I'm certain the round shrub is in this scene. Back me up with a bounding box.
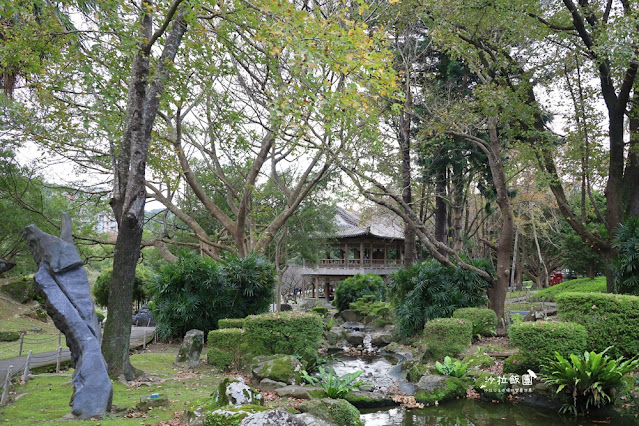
[312,306,329,317]
[556,292,639,358]
[508,321,587,370]
[389,259,491,337]
[92,267,151,308]
[333,273,385,312]
[452,307,497,337]
[150,254,274,340]
[422,318,472,361]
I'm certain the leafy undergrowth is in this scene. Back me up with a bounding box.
[530,277,607,302]
[0,346,223,424]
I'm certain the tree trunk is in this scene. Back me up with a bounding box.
[400,107,415,267]
[102,2,187,379]
[434,169,447,254]
[485,123,513,324]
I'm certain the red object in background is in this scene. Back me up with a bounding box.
[550,270,563,286]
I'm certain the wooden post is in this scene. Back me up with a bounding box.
[56,346,62,373]
[18,332,25,357]
[58,331,62,348]
[143,329,147,350]
[1,365,13,405]
[22,351,32,382]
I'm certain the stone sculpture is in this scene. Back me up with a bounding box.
[175,329,204,368]
[22,213,113,419]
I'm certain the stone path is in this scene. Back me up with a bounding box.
[0,327,155,388]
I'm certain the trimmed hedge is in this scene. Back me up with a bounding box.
[530,277,606,302]
[312,306,329,317]
[207,328,244,350]
[508,321,587,370]
[243,311,324,356]
[452,308,497,337]
[422,318,472,361]
[556,292,639,358]
[218,318,245,329]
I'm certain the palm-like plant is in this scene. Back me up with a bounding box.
[435,356,468,378]
[542,348,639,415]
[613,216,639,295]
[301,366,370,399]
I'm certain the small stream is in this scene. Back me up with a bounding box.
[330,355,636,426]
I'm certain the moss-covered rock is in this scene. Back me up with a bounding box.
[413,375,466,404]
[252,355,303,385]
[205,404,269,426]
[502,353,535,375]
[405,363,428,383]
[473,372,508,401]
[0,331,20,342]
[344,391,395,408]
[462,352,494,369]
[299,398,363,426]
[213,377,263,406]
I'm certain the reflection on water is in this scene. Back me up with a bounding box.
[360,399,635,426]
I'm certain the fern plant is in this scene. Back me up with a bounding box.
[541,348,639,415]
[301,366,369,398]
[435,356,468,378]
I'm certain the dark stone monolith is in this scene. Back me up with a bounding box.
[175,329,204,368]
[21,213,113,419]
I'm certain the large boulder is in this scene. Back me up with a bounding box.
[340,309,364,323]
[346,331,365,346]
[214,377,263,406]
[413,374,466,404]
[344,391,396,408]
[189,404,268,426]
[370,331,393,346]
[253,355,303,385]
[275,385,313,400]
[241,409,333,426]
[175,329,205,368]
[299,398,364,426]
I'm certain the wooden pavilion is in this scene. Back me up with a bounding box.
[299,207,405,302]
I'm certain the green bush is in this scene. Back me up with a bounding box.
[150,254,274,340]
[207,328,248,371]
[206,348,234,370]
[0,275,35,303]
[613,216,639,295]
[556,292,639,358]
[333,273,385,312]
[530,276,607,302]
[92,267,151,308]
[509,321,587,370]
[452,307,497,337]
[422,318,472,361]
[243,311,323,357]
[312,306,329,317]
[95,309,105,324]
[349,295,392,319]
[542,349,639,415]
[389,259,491,337]
[218,318,245,329]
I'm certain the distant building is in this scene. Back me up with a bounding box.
[95,213,117,239]
[299,206,405,301]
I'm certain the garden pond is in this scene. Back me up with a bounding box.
[331,354,637,426]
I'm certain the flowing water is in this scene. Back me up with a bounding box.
[331,355,637,426]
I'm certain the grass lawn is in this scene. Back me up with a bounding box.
[529,276,607,302]
[0,297,67,359]
[0,345,223,425]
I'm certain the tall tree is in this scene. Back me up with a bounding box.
[103,0,189,380]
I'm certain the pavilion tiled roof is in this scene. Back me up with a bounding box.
[334,206,404,240]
